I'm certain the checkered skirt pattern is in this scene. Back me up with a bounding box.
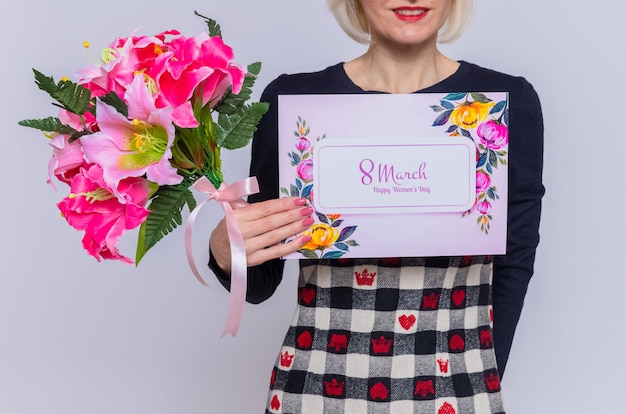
[265,257,505,414]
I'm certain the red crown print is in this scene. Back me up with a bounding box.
[355,268,376,286]
[324,378,345,396]
[479,329,493,347]
[484,373,501,391]
[371,336,393,354]
[328,333,348,352]
[280,351,294,368]
[414,379,435,398]
[422,292,441,309]
[437,358,450,374]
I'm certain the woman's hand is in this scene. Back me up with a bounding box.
[209,197,313,273]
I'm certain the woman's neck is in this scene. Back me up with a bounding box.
[344,41,459,94]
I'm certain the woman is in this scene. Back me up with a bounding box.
[209,0,544,412]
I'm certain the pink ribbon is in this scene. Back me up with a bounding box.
[185,176,259,337]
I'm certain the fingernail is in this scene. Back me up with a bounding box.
[301,235,312,243]
[300,207,314,216]
[302,217,315,227]
[293,198,307,206]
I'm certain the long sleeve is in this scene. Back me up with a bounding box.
[491,80,545,375]
[209,79,286,304]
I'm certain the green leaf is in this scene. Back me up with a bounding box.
[290,183,299,197]
[214,102,269,150]
[298,249,320,259]
[32,69,91,115]
[470,93,492,104]
[336,226,357,242]
[18,117,80,135]
[443,92,467,101]
[99,91,128,117]
[135,183,196,265]
[214,62,263,115]
[194,11,221,37]
[322,250,346,259]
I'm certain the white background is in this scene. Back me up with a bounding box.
[2,1,624,413]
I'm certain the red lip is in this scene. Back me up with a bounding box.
[393,6,429,22]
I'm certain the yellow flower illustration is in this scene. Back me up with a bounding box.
[450,101,495,128]
[302,223,340,250]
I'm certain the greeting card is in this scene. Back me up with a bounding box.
[278,93,509,259]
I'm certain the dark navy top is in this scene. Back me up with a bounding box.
[210,61,545,376]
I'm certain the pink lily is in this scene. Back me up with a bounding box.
[58,164,154,264]
[151,33,246,127]
[80,74,181,197]
[47,134,86,190]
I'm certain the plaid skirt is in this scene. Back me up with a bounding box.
[265,256,505,414]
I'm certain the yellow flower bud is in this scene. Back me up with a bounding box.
[302,223,340,250]
[450,101,495,129]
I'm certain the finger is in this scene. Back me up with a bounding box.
[245,216,314,253]
[247,234,312,267]
[235,197,308,222]
[239,205,314,240]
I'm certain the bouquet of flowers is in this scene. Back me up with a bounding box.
[19,12,267,335]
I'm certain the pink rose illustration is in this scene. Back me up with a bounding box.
[297,159,313,181]
[477,120,508,150]
[476,171,491,193]
[295,136,310,151]
[477,201,492,214]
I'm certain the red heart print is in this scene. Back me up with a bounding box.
[399,314,416,330]
[452,289,465,307]
[299,287,315,304]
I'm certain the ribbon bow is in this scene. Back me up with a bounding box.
[184,176,259,337]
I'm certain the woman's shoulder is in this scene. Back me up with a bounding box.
[453,61,537,94]
[262,63,353,97]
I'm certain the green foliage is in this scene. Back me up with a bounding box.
[214,102,269,150]
[470,93,492,104]
[298,249,320,260]
[21,12,271,266]
[194,10,221,37]
[214,62,263,115]
[98,91,129,118]
[32,69,91,115]
[135,183,197,265]
[18,117,80,135]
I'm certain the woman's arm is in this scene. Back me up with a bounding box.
[492,79,545,376]
[208,77,310,304]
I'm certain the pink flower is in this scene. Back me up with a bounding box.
[58,107,97,132]
[295,136,310,151]
[477,201,492,214]
[476,171,491,194]
[47,134,86,189]
[296,159,313,181]
[477,120,508,150]
[75,30,176,99]
[75,30,246,128]
[152,33,245,127]
[80,74,181,197]
[58,164,154,264]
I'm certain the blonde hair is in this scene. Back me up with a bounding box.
[327,0,474,44]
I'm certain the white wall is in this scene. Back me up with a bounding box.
[1,1,624,413]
